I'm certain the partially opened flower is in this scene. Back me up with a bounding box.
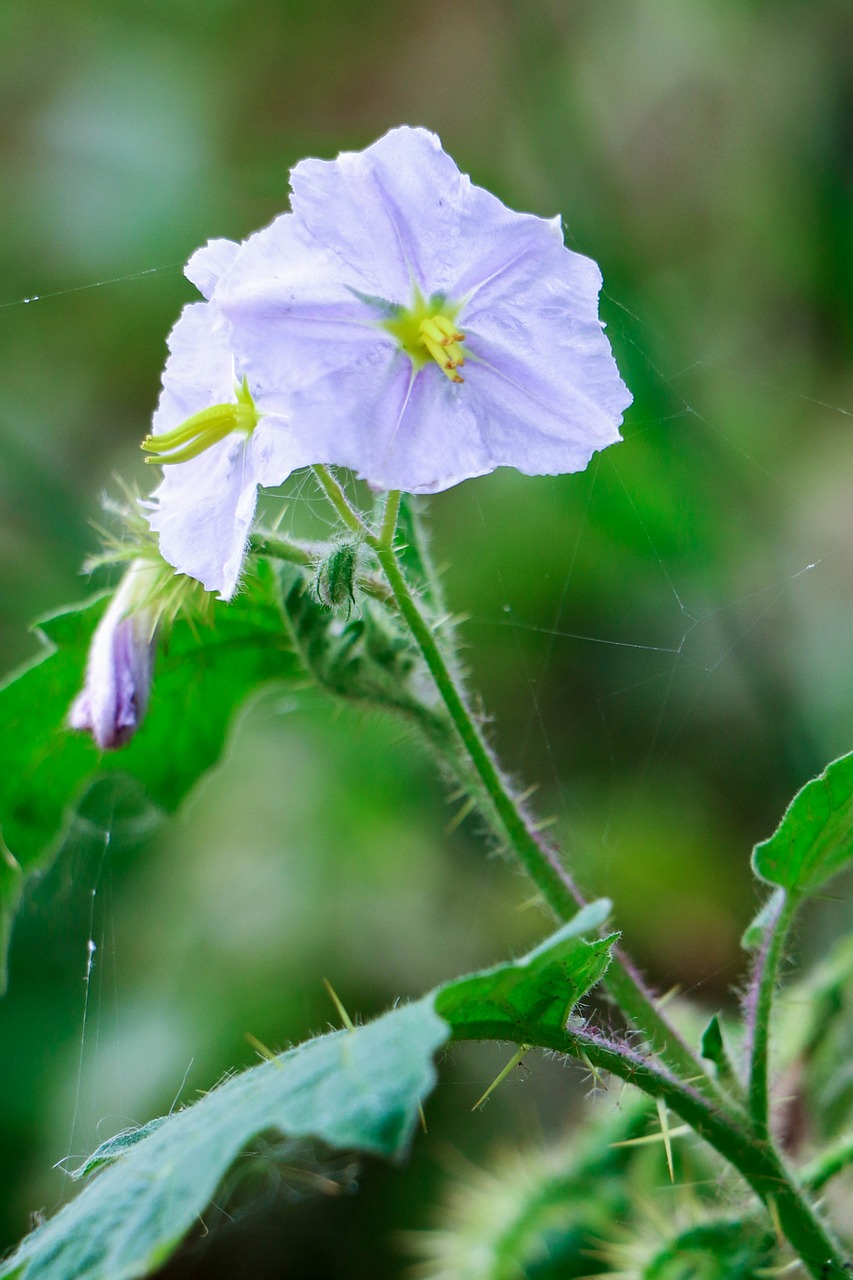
[68,558,160,750]
[212,125,631,494]
[143,239,309,600]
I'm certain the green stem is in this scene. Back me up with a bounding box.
[361,502,717,1099]
[747,889,797,1139]
[802,1134,853,1194]
[450,1018,845,1277]
[378,490,402,549]
[450,1013,845,1274]
[250,531,315,567]
[308,466,845,1273]
[310,465,717,1096]
[311,465,365,537]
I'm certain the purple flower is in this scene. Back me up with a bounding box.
[143,239,309,600]
[213,125,631,494]
[68,560,159,750]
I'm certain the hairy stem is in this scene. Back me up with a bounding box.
[802,1134,853,1194]
[746,889,798,1140]
[301,462,720,1100]
[451,1019,847,1277]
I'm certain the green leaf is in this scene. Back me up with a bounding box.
[0,1002,447,1280]
[435,901,616,1043]
[700,1013,726,1066]
[0,565,300,986]
[2,918,615,1280]
[70,1120,167,1181]
[644,1220,776,1279]
[752,752,853,896]
[741,887,786,950]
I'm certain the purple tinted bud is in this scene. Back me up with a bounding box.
[68,560,158,750]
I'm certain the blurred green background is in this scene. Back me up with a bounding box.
[1,0,852,1274]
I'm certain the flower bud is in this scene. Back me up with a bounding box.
[312,540,359,615]
[68,559,159,750]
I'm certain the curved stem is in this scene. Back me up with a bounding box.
[311,465,365,537]
[310,465,718,1096]
[746,889,798,1139]
[308,466,845,1274]
[450,1019,846,1278]
[359,495,717,1099]
[802,1134,853,1194]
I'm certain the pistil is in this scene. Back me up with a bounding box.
[142,377,259,465]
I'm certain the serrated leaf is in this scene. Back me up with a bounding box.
[0,1002,448,1280]
[435,901,616,1043]
[0,565,300,987]
[752,752,853,897]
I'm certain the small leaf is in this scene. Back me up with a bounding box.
[699,1013,742,1096]
[741,887,786,950]
[70,1120,167,1181]
[700,1014,726,1067]
[0,564,300,987]
[0,1002,448,1280]
[752,752,853,897]
[435,902,616,1044]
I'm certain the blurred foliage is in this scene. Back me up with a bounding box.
[1,0,852,1275]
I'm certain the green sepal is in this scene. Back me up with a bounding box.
[280,564,454,754]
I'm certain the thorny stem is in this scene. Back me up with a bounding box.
[309,467,717,1098]
[309,466,846,1273]
[746,889,798,1140]
[450,1018,847,1278]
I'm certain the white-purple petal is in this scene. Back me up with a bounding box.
[68,561,157,750]
[145,301,304,599]
[213,125,631,494]
[185,238,241,301]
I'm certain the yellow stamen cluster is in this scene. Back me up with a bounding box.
[142,377,259,466]
[381,290,467,383]
[418,314,466,383]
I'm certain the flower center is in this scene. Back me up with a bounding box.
[141,376,259,465]
[382,290,466,383]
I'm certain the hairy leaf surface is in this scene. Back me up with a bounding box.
[1,914,614,1279]
[752,752,853,896]
[435,901,616,1042]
